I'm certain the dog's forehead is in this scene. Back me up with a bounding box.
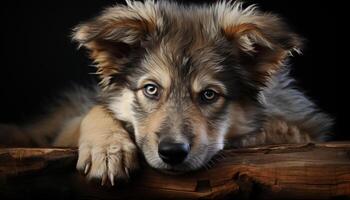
[131,3,240,91]
[137,40,229,92]
[145,25,226,73]
[156,2,219,38]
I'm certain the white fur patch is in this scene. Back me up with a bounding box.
[108,88,135,123]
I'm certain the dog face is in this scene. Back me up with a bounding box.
[73,0,301,172]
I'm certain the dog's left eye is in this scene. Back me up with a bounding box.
[143,84,160,99]
[200,89,218,103]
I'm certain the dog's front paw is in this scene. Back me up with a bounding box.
[76,105,139,186]
[76,133,138,186]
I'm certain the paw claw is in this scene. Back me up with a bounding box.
[84,163,91,175]
[109,173,115,186]
[101,173,107,186]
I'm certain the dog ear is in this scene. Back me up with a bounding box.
[72,1,158,88]
[222,11,302,83]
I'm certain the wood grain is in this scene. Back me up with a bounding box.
[1,143,350,199]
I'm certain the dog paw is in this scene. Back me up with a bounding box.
[76,105,138,186]
[76,133,138,186]
[231,131,267,148]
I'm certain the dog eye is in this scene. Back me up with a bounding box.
[143,84,160,99]
[200,89,218,103]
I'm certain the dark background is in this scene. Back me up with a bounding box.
[0,1,344,139]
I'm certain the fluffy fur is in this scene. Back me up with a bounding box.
[0,0,333,186]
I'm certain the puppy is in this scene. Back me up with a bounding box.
[0,0,333,186]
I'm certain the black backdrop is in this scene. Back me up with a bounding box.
[0,1,343,139]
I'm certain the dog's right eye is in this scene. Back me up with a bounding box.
[143,84,160,99]
[199,89,219,104]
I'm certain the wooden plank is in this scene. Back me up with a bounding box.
[0,142,349,199]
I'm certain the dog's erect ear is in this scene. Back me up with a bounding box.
[72,1,158,88]
[220,4,302,82]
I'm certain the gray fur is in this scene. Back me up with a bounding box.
[260,67,333,140]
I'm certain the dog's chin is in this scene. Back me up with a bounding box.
[142,149,212,174]
[148,159,206,175]
[148,162,194,174]
[159,168,187,175]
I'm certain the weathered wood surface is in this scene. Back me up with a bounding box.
[1,143,350,199]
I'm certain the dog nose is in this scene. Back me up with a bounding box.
[158,141,190,165]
